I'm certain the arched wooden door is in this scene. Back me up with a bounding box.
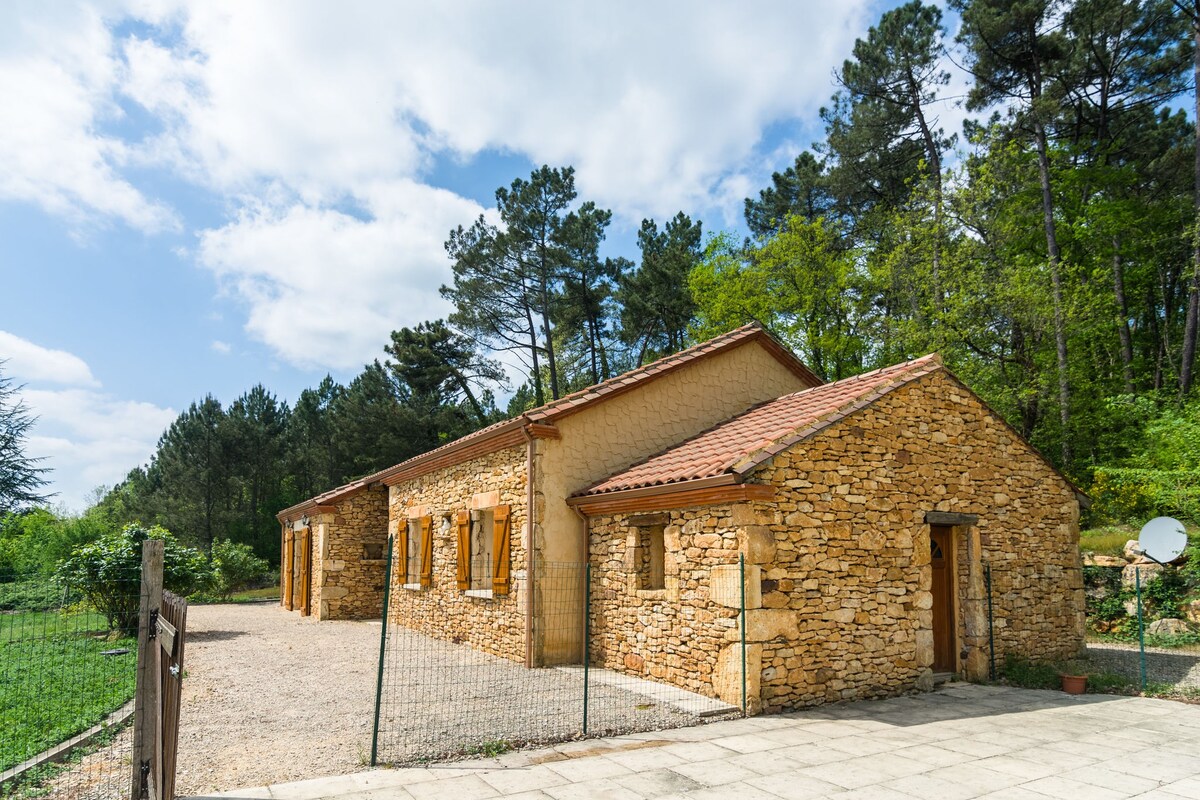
[930,525,956,672]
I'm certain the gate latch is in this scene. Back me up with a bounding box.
[147,609,159,639]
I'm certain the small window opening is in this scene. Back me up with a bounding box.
[637,524,665,590]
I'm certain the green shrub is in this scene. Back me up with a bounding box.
[55,524,207,633]
[209,540,270,600]
[0,578,72,611]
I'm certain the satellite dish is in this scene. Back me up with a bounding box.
[1138,516,1188,564]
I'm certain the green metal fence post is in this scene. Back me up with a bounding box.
[370,534,395,766]
[984,563,995,681]
[1136,565,1147,692]
[583,562,591,735]
[740,554,747,716]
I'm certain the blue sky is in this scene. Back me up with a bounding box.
[0,0,964,510]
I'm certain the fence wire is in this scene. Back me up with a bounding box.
[371,555,745,766]
[1,568,141,800]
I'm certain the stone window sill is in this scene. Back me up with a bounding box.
[464,589,494,600]
[402,583,422,591]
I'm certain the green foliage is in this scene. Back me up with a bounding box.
[209,539,270,600]
[55,524,206,633]
[1001,654,1062,689]
[0,578,71,612]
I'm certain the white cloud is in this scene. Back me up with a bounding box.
[0,330,99,386]
[0,2,179,232]
[210,340,231,355]
[197,180,482,370]
[4,1,878,370]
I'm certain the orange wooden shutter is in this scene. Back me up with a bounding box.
[419,515,433,588]
[455,511,471,590]
[492,504,511,594]
[395,523,408,584]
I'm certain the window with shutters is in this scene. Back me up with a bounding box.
[456,504,512,598]
[397,515,433,591]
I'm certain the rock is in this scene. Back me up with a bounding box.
[1124,539,1144,560]
[1083,554,1126,568]
[1147,618,1191,636]
[1186,600,1200,625]
[1121,562,1164,591]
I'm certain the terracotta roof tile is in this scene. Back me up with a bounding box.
[579,354,944,497]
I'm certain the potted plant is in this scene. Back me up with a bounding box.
[1058,660,1089,694]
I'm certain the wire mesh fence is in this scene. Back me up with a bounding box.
[371,553,746,766]
[1,568,141,800]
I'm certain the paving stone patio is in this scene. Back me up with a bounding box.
[189,683,1200,800]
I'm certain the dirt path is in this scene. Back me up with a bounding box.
[1086,641,1200,691]
[175,604,380,796]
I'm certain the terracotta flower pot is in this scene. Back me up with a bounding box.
[1060,673,1087,694]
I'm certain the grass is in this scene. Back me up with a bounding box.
[0,608,136,773]
[189,585,280,605]
[1079,524,1137,556]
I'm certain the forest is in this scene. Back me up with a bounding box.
[5,0,1200,564]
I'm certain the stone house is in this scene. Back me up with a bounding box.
[277,324,1086,710]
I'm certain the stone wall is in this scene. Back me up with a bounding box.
[386,444,529,663]
[747,369,1084,712]
[586,369,1085,715]
[317,486,390,620]
[588,508,745,706]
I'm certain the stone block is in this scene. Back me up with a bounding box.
[726,608,799,642]
[739,525,776,564]
[710,564,761,609]
[713,642,762,712]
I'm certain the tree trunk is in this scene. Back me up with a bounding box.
[1181,21,1200,397]
[1111,237,1136,393]
[909,77,943,313]
[1033,121,1072,467]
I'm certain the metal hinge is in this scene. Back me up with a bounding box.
[147,609,159,639]
[139,759,151,798]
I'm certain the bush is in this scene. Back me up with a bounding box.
[209,540,270,600]
[0,578,72,611]
[55,524,207,633]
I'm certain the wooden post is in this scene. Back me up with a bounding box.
[130,539,163,800]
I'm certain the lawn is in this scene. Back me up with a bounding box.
[0,609,136,774]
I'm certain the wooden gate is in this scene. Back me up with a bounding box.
[131,541,189,800]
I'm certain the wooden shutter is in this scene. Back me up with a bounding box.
[395,523,408,585]
[492,504,511,594]
[419,515,433,588]
[455,511,471,590]
[299,530,312,616]
[282,530,294,610]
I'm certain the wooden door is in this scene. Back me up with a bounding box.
[930,525,956,672]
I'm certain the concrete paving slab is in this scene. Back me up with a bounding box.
[185,685,1200,800]
[553,666,737,718]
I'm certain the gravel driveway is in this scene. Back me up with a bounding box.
[175,604,381,795]
[1086,641,1200,690]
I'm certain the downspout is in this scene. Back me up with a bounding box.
[521,423,536,669]
[570,504,591,666]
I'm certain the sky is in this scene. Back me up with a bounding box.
[0,0,968,512]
